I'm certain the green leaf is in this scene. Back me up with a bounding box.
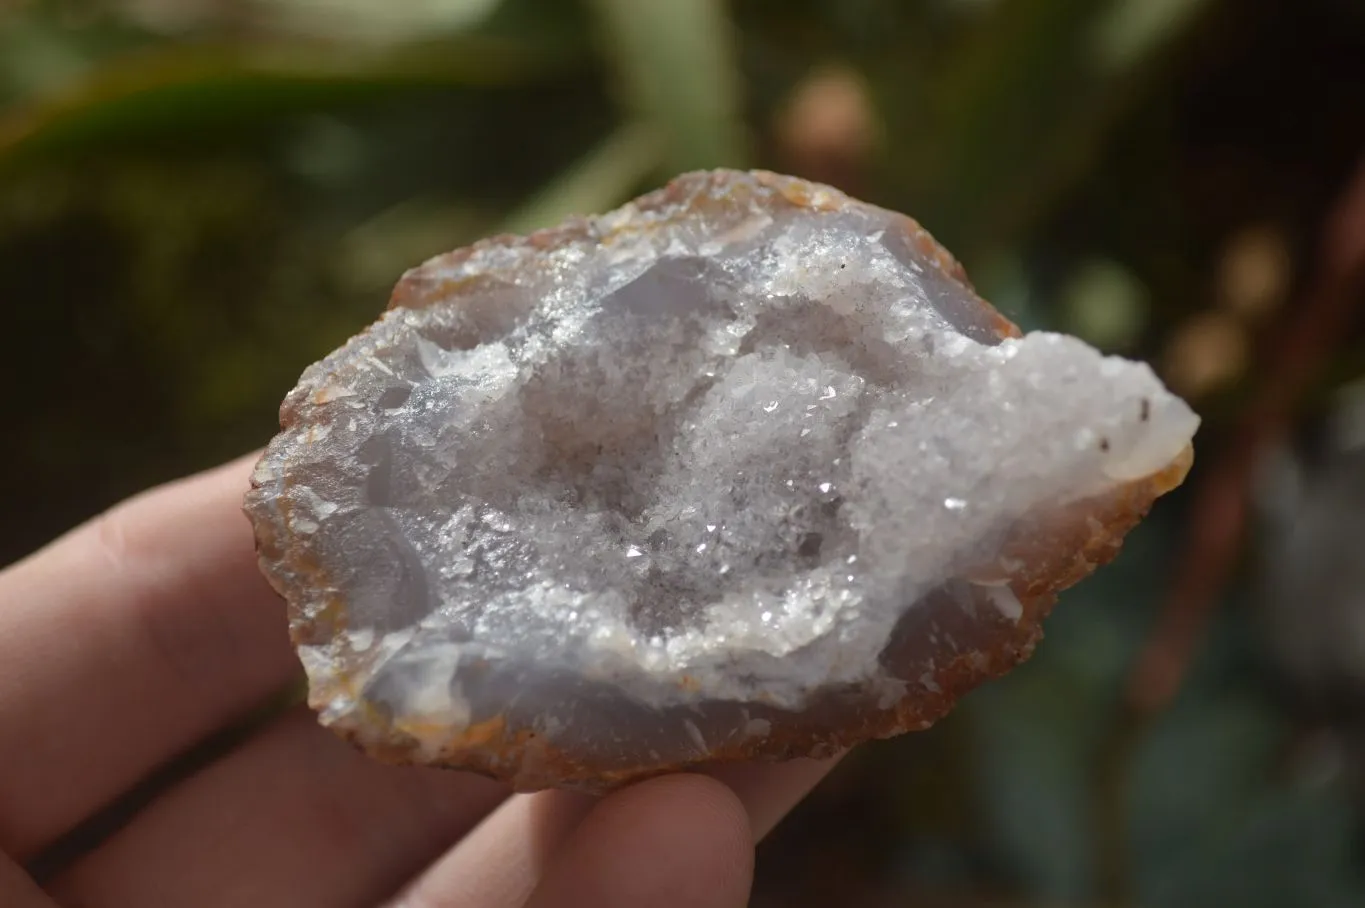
[0,37,582,168]
[1090,0,1209,72]
[256,0,507,44]
[586,0,747,173]
[881,0,1215,257]
[499,121,663,234]
[0,15,98,103]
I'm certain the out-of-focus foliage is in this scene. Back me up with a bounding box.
[3,0,1364,905]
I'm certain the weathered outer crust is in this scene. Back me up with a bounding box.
[248,169,1193,792]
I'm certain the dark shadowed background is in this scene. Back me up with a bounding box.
[3,0,1365,905]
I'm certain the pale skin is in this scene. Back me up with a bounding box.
[0,455,840,907]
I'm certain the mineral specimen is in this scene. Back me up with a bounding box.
[245,169,1198,791]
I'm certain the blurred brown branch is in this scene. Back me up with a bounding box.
[1093,152,1365,908]
[1126,151,1365,718]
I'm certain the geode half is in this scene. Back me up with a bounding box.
[245,170,1198,791]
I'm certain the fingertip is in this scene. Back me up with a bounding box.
[527,774,753,908]
[709,751,845,841]
[634,774,754,887]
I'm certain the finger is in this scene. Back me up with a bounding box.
[387,790,596,908]
[48,708,508,908]
[0,454,299,859]
[526,774,752,908]
[394,752,845,907]
[708,753,845,840]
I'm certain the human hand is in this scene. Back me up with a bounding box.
[0,455,839,907]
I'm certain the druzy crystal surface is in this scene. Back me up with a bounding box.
[245,170,1198,790]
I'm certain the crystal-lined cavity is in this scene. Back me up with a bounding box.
[245,170,1197,790]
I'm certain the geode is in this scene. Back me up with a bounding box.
[245,169,1198,791]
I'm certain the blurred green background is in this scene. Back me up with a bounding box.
[4,0,1365,904]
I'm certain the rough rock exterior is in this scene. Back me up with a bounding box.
[245,170,1198,791]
